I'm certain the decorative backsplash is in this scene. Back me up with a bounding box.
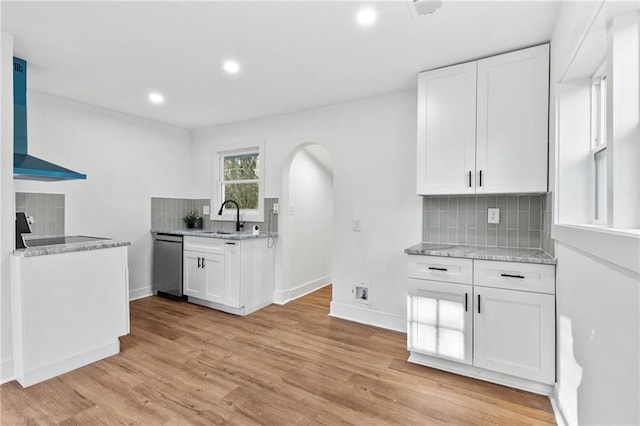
[151,197,278,233]
[15,192,65,237]
[422,193,553,254]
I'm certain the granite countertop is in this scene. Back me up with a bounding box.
[152,229,276,240]
[405,242,556,265]
[13,237,131,258]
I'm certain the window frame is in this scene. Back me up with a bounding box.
[590,67,607,225]
[212,139,265,223]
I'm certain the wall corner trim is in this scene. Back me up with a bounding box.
[129,286,154,301]
[549,383,569,426]
[273,276,331,305]
[0,359,15,385]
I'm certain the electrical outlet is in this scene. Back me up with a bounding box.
[488,208,500,224]
[272,203,279,214]
[354,282,369,304]
[353,219,361,231]
[289,206,295,216]
[203,205,210,215]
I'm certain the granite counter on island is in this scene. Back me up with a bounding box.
[404,242,556,265]
[14,235,130,257]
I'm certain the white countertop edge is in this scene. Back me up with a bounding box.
[552,224,639,274]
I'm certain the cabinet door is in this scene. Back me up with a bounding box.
[202,253,225,304]
[417,62,477,195]
[183,251,203,298]
[476,44,549,194]
[473,286,555,384]
[407,279,473,364]
[224,242,242,308]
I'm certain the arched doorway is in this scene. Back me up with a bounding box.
[276,143,334,304]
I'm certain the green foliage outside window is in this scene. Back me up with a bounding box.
[223,153,259,210]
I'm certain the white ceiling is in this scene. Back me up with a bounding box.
[1,1,561,130]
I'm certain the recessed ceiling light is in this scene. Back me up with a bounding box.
[224,60,240,74]
[356,8,377,26]
[148,92,164,104]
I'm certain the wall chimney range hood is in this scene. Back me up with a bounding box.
[13,57,86,181]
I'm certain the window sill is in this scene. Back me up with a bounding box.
[552,224,639,273]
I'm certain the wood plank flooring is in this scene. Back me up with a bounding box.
[1,285,556,425]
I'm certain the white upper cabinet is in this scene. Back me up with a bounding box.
[476,45,549,194]
[417,44,549,195]
[417,62,477,195]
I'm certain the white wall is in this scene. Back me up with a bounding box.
[555,243,639,425]
[1,89,192,381]
[282,145,333,302]
[13,92,193,299]
[192,90,422,331]
[551,2,640,424]
[1,33,16,383]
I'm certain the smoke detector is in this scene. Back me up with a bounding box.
[407,0,443,17]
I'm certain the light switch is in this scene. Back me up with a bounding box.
[353,219,362,231]
[203,206,210,215]
[488,208,500,224]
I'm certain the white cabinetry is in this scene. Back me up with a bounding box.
[417,44,549,195]
[183,236,274,315]
[473,286,555,384]
[407,255,556,394]
[417,62,477,195]
[11,246,129,387]
[183,238,237,307]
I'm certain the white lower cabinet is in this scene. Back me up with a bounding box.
[473,286,555,384]
[407,256,556,394]
[408,280,473,365]
[183,247,231,305]
[183,236,274,315]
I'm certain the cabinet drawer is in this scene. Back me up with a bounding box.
[473,260,555,294]
[183,236,225,255]
[408,255,473,285]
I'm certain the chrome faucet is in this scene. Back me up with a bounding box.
[217,200,243,231]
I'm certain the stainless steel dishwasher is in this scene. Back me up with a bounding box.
[152,233,185,300]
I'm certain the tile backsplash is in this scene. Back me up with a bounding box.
[15,192,65,237]
[422,193,553,253]
[151,197,278,233]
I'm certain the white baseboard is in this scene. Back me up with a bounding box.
[550,383,568,426]
[408,352,553,396]
[15,341,120,388]
[329,301,406,333]
[0,358,15,385]
[129,286,153,301]
[273,275,331,305]
[187,297,271,316]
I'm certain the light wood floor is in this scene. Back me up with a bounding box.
[1,285,555,425]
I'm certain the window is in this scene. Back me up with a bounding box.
[221,150,260,210]
[591,71,607,224]
[213,140,265,223]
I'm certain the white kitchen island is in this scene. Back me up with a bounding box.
[11,237,130,387]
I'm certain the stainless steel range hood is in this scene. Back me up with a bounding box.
[13,57,86,181]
